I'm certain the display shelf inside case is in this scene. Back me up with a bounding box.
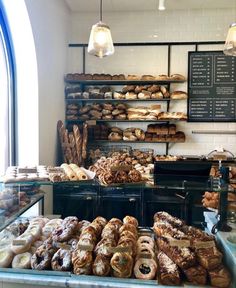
[0,192,44,232]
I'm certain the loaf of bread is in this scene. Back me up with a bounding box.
[170,91,188,100]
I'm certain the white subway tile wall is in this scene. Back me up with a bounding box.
[67,8,236,156]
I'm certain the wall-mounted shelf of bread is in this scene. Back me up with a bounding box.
[66,119,188,124]
[64,73,186,85]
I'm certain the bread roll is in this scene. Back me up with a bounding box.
[61,163,77,181]
[69,163,88,180]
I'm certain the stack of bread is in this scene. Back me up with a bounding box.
[127,105,161,120]
[153,211,231,287]
[145,124,185,142]
[114,85,170,100]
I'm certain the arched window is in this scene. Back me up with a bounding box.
[0,5,15,175]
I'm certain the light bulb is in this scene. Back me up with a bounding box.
[88,22,114,58]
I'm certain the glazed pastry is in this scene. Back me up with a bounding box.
[157,237,196,270]
[153,211,184,228]
[134,258,157,280]
[183,265,207,285]
[110,252,133,278]
[11,234,34,254]
[208,265,231,288]
[94,238,116,258]
[92,254,111,276]
[196,246,222,270]
[157,251,181,285]
[123,216,139,227]
[72,250,93,275]
[12,252,32,269]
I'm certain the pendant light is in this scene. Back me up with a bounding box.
[88,0,114,58]
[223,23,236,56]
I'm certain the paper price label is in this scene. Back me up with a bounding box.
[77,244,93,251]
[194,241,215,249]
[12,239,27,246]
[169,239,190,248]
[18,168,37,173]
[138,253,153,259]
[107,246,132,253]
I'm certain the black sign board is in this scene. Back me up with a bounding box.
[188,51,236,122]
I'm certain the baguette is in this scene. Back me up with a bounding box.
[73,125,82,165]
[82,123,88,160]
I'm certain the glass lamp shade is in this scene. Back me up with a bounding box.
[88,21,114,58]
[223,23,236,56]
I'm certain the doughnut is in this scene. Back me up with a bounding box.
[123,216,139,227]
[134,258,157,280]
[52,227,74,242]
[92,254,111,276]
[32,240,44,249]
[51,248,72,271]
[11,234,33,254]
[110,252,133,278]
[12,252,32,269]
[136,244,155,260]
[25,224,42,241]
[137,236,155,250]
[31,245,55,270]
[0,248,14,268]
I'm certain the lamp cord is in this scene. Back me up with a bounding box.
[100,0,103,22]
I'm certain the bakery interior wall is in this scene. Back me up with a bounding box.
[24,0,70,166]
[68,3,236,156]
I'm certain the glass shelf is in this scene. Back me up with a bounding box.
[0,192,44,232]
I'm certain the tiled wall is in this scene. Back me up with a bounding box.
[67,8,236,156]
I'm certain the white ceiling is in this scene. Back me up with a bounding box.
[65,0,236,12]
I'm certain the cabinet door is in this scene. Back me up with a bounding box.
[53,194,97,221]
[98,196,141,223]
[144,201,183,227]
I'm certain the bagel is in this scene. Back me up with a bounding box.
[12,252,32,269]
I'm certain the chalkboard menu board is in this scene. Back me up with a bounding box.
[188,51,236,122]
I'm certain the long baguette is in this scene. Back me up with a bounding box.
[82,123,88,160]
[73,125,82,165]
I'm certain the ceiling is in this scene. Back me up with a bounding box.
[65,0,236,12]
